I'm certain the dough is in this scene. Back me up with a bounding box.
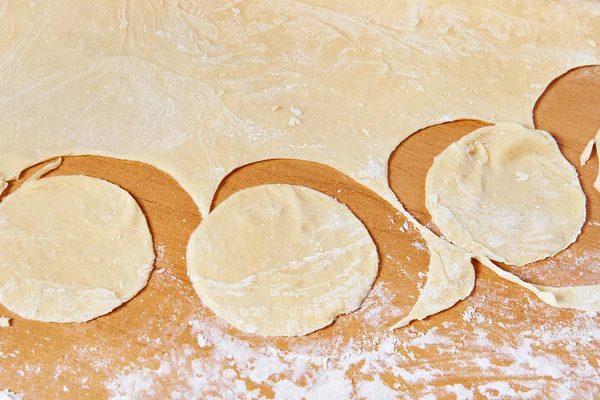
[477,255,600,314]
[394,123,600,329]
[0,1,598,217]
[391,228,474,329]
[425,123,586,266]
[580,139,595,167]
[0,0,599,328]
[0,176,154,322]
[187,184,378,336]
[581,129,600,192]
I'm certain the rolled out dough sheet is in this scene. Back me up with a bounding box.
[0,0,599,328]
[0,175,155,322]
[1,1,598,216]
[187,184,378,336]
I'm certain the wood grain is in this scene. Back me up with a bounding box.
[0,65,599,398]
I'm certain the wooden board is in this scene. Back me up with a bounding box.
[0,65,599,399]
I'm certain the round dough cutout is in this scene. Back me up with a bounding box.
[0,175,155,322]
[187,184,378,336]
[426,122,585,266]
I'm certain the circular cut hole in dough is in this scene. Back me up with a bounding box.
[425,122,586,266]
[0,175,155,322]
[187,184,379,336]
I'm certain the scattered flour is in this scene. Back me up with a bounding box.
[156,244,167,263]
[102,275,600,399]
[4,233,600,399]
[412,240,427,252]
[0,390,22,400]
[445,384,474,400]
[513,248,600,287]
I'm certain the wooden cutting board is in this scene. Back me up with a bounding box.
[1,65,599,399]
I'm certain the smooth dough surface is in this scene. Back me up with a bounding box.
[0,176,154,322]
[426,123,586,266]
[0,1,598,217]
[187,184,378,336]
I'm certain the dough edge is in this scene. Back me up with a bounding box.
[187,184,379,336]
[0,174,155,323]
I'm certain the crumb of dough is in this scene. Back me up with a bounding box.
[290,105,303,115]
[0,317,11,327]
[580,139,595,166]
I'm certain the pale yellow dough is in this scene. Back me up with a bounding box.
[0,176,154,322]
[426,123,586,266]
[187,185,378,336]
[580,130,600,192]
[395,124,600,329]
[1,0,600,329]
[391,228,475,329]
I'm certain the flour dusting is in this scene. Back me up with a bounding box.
[102,276,600,399]
[0,390,22,400]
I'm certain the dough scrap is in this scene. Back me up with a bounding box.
[580,129,600,192]
[580,139,595,167]
[187,184,378,336]
[426,123,586,266]
[391,228,474,329]
[394,200,600,329]
[477,256,600,314]
[0,176,154,322]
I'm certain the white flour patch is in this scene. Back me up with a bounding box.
[478,381,518,398]
[155,244,167,263]
[102,275,600,399]
[353,282,405,328]
[514,248,600,286]
[412,240,427,251]
[0,390,22,400]
[445,384,474,399]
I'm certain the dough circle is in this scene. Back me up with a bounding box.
[0,175,155,322]
[425,123,586,266]
[187,184,378,336]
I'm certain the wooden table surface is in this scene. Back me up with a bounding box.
[0,65,599,399]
